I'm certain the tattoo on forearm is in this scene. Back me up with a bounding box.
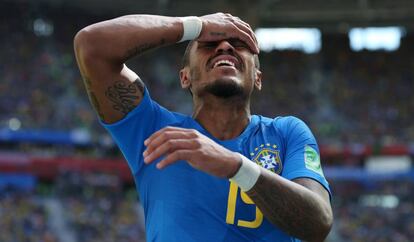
[125,38,166,59]
[105,81,143,114]
[83,76,105,120]
[246,171,329,240]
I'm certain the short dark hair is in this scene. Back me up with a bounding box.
[181,40,260,69]
[181,40,195,68]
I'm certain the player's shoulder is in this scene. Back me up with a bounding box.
[255,115,310,137]
[256,115,306,128]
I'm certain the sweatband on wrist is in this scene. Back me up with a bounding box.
[230,154,261,192]
[179,16,202,42]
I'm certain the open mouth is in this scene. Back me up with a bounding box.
[209,55,242,71]
[213,59,236,68]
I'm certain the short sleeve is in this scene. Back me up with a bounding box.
[277,117,331,196]
[100,87,180,175]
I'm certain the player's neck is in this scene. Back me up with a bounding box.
[192,96,251,140]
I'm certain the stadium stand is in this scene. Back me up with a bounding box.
[1,7,414,148]
[331,179,414,242]
[1,1,414,241]
[0,188,59,242]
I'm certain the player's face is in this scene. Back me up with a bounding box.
[180,39,262,99]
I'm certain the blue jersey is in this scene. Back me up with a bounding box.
[102,88,331,242]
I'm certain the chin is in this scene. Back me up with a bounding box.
[204,78,245,98]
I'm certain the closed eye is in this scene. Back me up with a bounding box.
[229,39,249,49]
[198,41,218,49]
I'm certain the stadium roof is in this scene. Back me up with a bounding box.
[9,0,414,31]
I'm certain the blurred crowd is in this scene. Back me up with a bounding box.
[1,2,414,150]
[0,189,58,242]
[2,172,414,242]
[256,43,414,147]
[56,171,146,242]
[1,2,414,242]
[0,171,146,242]
[0,4,97,133]
[329,179,414,242]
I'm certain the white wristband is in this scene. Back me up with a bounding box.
[230,154,261,192]
[179,16,202,42]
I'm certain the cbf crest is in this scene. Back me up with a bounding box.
[250,144,282,174]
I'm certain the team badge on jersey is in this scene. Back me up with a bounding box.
[250,144,282,174]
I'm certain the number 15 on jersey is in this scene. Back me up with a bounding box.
[226,181,263,228]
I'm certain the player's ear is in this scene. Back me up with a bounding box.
[180,67,191,89]
[254,69,262,91]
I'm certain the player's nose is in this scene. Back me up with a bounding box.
[215,40,235,54]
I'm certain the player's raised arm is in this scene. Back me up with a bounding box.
[73,15,183,123]
[73,13,259,124]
